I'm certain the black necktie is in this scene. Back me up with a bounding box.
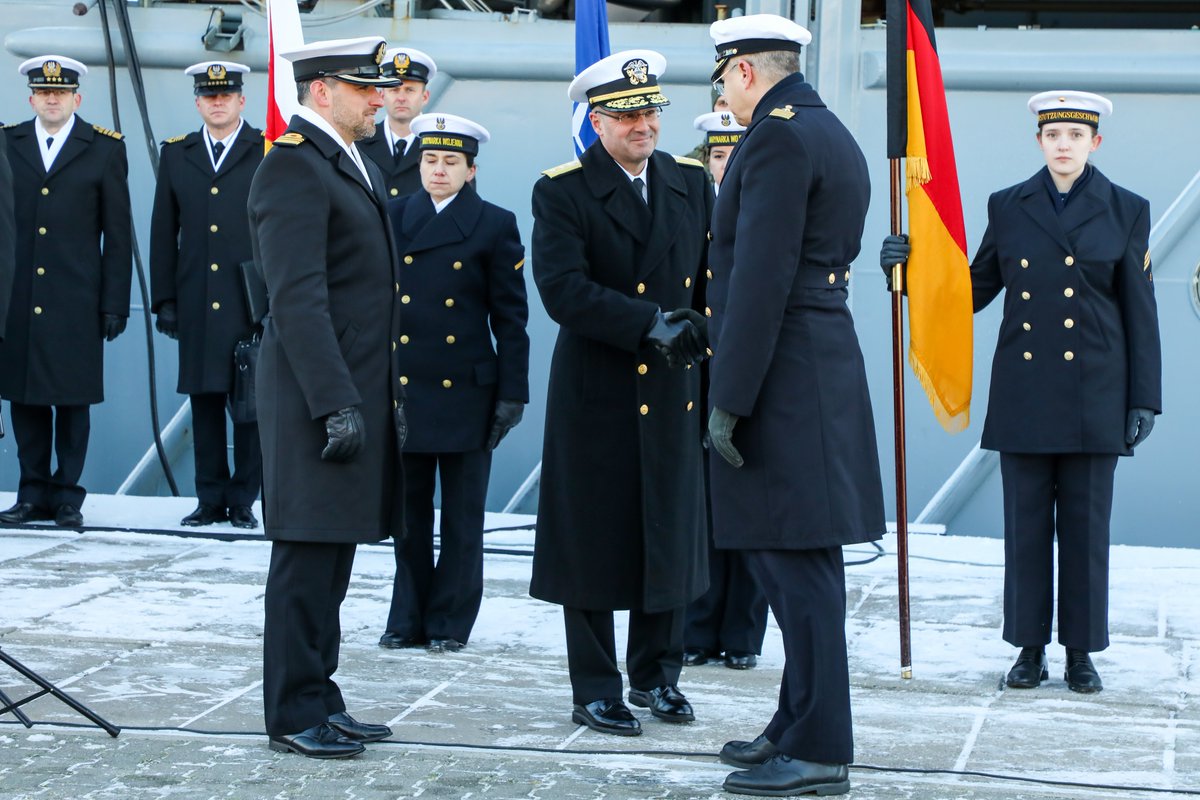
[212,141,225,162]
[45,136,53,150]
[394,139,406,164]
[632,177,647,204]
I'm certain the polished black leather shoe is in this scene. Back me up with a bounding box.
[327,711,392,743]
[683,648,714,667]
[1006,646,1048,689]
[54,504,83,528]
[720,733,779,769]
[427,638,465,653]
[268,722,365,759]
[571,698,642,736]
[379,631,423,649]
[0,502,53,524]
[723,754,850,796]
[628,685,694,723]
[228,505,259,529]
[1065,648,1103,693]
[181,503,228,527]
[725,652,757,670]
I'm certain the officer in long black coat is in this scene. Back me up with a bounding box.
[531,50,712,738]
[150,61,263,529]
[705,16,884,798]
[359,47,436,201]
[247,36,404,760]
[883,91,1161,695]
[380,113,529,653]
[0,128,16,337]
[0,55,132,528]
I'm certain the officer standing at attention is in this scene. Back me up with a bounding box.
[0,55,132,528]
[380,112,529,653]
[150,61,263,529]
[247,36,405,759]
[881,91,1161,694]
[530,50,712,738]
[359,48,436,200]
[0,127,15,338]
[704,15,885,797]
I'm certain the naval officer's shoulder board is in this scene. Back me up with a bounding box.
[161,134,188,145]
[673,155,705,169]
[93,124,124,140]
[541,159,582,179]
[272,132,306,147]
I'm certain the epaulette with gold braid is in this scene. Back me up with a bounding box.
[2,122,16,129]
[93,124,124,140]
[541,159,582,179]
[162,134,187,145]
[768,106,796,120]
[273,132,305,147]
[674,155,705,169]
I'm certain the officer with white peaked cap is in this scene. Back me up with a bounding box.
[360,46,440,199]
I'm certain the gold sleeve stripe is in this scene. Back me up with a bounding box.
[514,258,525,271]
[1143,250,1151,270]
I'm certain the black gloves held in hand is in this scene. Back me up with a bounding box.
[706,406,744,468]
[879,234,910,293]
[486,400,525,451]
[102,313,127,342]
[394,402,408,449]
[643,308,709,368]
[322,406,365,463]
[1125,407,1155,448]
[156,301,179,340]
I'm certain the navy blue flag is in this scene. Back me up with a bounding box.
[572,0,610,156]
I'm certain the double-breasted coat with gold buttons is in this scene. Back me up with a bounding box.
[386,182,529,452]
[529,145,710,614]
[971,166,1161,455]
[150,123,262,394]
[0,116,131,406]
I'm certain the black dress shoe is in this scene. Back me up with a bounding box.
[683,648,714,667]
[571,698,642,736]
[379,631,423,649]
[54,504,83,528]
[723,754,850,797]
[725,652,757,670]
[1006,646,1048,689]
[720,733,779,768]
[268,722,365,759]
[181,503,228,527]
[228,505,259,529]
[427,638,464,653]
[1065,648,1103,693]
[0,502,53,524]
[327,711,392,743]
[628,685,694,723]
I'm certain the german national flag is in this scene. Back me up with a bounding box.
[886,0,973,433]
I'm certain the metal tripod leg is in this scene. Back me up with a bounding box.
[0,646,120,737]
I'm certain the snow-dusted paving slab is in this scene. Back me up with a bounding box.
[2,493,1198,799]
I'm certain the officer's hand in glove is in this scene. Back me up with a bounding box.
[644,311,705,368]
[155,301,179,340]
[394,403,408,449]
[665,308,709,363]
[486,400,525,451]
[879,234,910,292]
[707,407,744,468]
[102,313,128,342]
[1125,407,1155,448]
[322,406,365,463]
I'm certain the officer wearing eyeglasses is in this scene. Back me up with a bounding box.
[530,49,712,738]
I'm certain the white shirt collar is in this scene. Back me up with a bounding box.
[204,118,243,171]
[296,107,373,189]
[35,114,76,171]
[384,123,416,156]
[432,192,459,214]
[617,159,649,202]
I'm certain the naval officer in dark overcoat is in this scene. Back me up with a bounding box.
[0,55,132,528]
[380,112,529,653]
[0,128,15,337]
[247,36,404,760]
[883,90,1161,695]
[150,61,263,529]
[705,15,885,797]
[531,49,712,737]
[359,47,436,201]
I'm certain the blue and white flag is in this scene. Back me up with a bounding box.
[572,0,610,156]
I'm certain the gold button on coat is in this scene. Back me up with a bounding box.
[442,379,453,389]
[706,269,713,280]
[210,263,219,272]
[705,307,712,317]
[394,282,400,293]
[212,302,220,310]
[445,298,455,307]
[391,341,396,351]
[1023,351,1032,360]
[38,227,46,235]
[453,261,463,270]
[1021,291,1030,300]
[209,224,218,232]
[400,335,409,344]
[33,306,42,315]
[390,188,399,196]
[446,335,456,344]
[637,364,648,375]
[400,376,408,385]
[36,267,45,276]
[684,277,692,288]
[1064,319,1075,329]
[210,186,219,195]
[1022,322,1031,331]
[827,272,836,284]
[1064,287,1074,297]
[1064,351,1075,360]
[401,295,411,304]
[706,231,712,241]
[1020,258,1029,268]
[40,187,49,196]
[404,255,414,265]
[687,401,694,411]
[636,283,646,295]
[1065,256,1075,266]
[639,404,649,415]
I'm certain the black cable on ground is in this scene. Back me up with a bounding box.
[3,719,1196,796]
[95,0,178,496]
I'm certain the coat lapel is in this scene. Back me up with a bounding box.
[216,123,261,176]
[1058,167,1108,236]
[1018,170,1071,253]
[582,143,650,244]
[637,152,686,280]
[404,185,480,252]
[45,116,93,179]
[182,130,214,178]
[8,121,45,176]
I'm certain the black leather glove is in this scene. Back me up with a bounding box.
[643,310,707,368]
[1125,407,1155,448]
[666,307,709,360]
[707,406,743,468]
[394,402,408,449]
[486,400,525,451]
[879,234,910,292]
[102,313,127,342]
[155,301,179,340]
[322,406,365,463]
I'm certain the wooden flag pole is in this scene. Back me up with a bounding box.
[889,157,913,680]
